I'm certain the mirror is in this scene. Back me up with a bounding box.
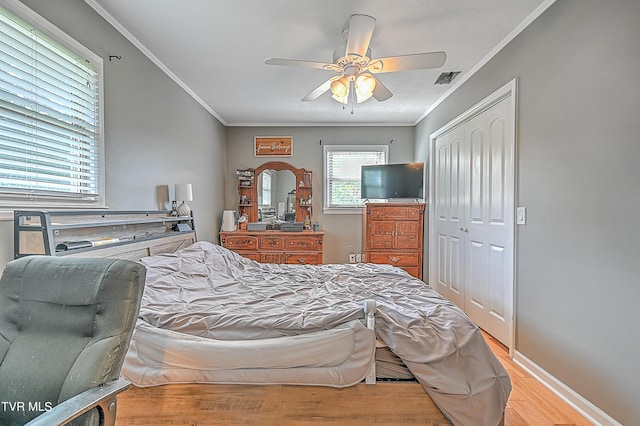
[257,169,296,222]
[243,161,311,225]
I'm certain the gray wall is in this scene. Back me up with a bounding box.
[416,1,640,424]
[0,0,227,266]
[226,126,415,264]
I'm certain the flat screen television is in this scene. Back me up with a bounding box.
[361,162,424,200]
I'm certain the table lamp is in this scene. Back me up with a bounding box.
[174,183,193,217]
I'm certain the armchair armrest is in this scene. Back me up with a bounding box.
[24,378,131,426]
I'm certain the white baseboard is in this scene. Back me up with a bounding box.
[513,351,622,426]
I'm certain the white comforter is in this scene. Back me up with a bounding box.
[135,241,511,426]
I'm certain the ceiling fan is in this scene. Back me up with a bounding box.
[265,14,446,113]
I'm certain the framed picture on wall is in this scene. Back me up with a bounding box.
[254,136,293,157]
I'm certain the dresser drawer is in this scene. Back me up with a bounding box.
[223,235,258,250]
[259,235,285,250]
[283,252,322,265]
[368,252,420,267]
[368,206,422,220]
[260,253,284,263]
[367,252,422,279]
[285,236,321,251]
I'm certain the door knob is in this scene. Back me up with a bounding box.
[459,226,469,232]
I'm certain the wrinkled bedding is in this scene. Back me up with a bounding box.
[124,241,510,426]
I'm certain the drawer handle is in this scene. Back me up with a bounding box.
[296,257,307,263]
[388,256,400,262]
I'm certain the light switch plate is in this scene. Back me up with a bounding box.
[516,207,526,225]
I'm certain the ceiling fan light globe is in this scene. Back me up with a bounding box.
[330,77,349,98]
[355,74,376,97]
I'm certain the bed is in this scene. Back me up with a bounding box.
[122,241,510,426]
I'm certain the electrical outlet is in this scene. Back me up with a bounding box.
[355,253,362,263]
[349,254,356,263]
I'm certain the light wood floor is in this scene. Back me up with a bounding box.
[481,331,592,426]
[116,331,592,425]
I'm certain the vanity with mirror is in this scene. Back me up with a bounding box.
[221,161,323,265]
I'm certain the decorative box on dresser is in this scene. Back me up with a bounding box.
[363,202,426,279]
[220,230,324,265]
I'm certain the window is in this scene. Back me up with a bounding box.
[0,1,104,209]
[323,145,387,212]
[260,170,271,206]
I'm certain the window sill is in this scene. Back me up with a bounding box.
[322,207,364,215]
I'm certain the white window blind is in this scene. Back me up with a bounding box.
[0,3,102,206]
[261,171,272,206]
[324,145,387,210]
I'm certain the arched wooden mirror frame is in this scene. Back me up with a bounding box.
[246,161,312,224]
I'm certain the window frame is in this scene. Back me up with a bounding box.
[323,144,388,214]
[0,0,105,211]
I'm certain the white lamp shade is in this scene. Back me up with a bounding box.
[221,210,237,231]
[174,183,193,201]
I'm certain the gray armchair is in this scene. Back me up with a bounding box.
[0,255,146,426]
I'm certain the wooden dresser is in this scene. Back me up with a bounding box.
[220,230,324,265]
[363,203,425,279]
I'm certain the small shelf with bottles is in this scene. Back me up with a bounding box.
[297,171,313,229]
[236,168,257,223]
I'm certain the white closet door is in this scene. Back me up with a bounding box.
[433,125,466,309]
[464,98,513,346]
[431,88,514,348]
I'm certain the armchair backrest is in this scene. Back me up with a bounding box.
[0,256,146,425]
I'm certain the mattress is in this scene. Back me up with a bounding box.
[123,241,511,426]
[123,318,375,387]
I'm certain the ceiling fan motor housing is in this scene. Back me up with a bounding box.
[333,47,372,68]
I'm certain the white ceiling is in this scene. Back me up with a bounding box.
[86,0,548,126]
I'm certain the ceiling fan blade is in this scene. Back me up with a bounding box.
[368,51,447,73]
[345,14,376,58]
[370,75,393,102]
[265,58,330,70]
[302,78,333,101]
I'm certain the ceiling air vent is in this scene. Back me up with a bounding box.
[435,71,461,85]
